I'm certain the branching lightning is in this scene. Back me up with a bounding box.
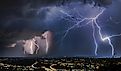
[59,7,121,56]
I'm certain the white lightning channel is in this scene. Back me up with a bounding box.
[45,35,49,54]
[60,8,121,56]
[30,40,33,54]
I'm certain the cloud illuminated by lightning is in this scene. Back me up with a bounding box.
[59,6,121,56]
[21,2,121,57]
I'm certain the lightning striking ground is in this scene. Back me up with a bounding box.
[59,7,121,56]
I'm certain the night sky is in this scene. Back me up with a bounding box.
[0,0,121,57]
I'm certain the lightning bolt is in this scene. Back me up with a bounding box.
[45,36,49,54]
[59,7,121,57]
[41,31,50,54]
[30,40,33,54]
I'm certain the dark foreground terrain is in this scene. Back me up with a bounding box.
[0,57,121,71]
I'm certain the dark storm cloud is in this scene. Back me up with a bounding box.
[0,0,65,47]
[0,0,48,47]
[2,0,121,57]
[0,0,113,31]
[0,0,52,57]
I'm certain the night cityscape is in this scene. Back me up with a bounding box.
[0,57,121,70]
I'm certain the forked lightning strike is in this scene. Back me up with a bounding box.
[60,8,121,56]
